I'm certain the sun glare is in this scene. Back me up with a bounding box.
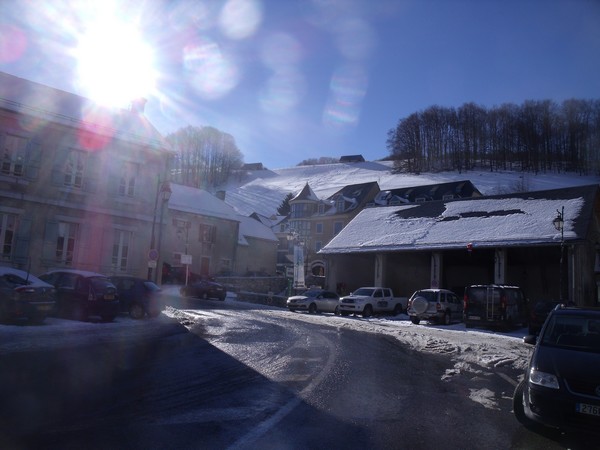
[74,15,156,109]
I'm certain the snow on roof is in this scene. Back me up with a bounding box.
[237,216,278,246]
[168,184,240,222]
[320,187,594,254]
[292,183,319,202]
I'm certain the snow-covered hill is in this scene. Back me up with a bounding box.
[220,161,599,217]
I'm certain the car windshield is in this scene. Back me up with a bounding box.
[412,290,436,301]
[541,314,600,352]
[301,290,322,298]
[353,288,374,296]
[143,281,161,292]
[90,277,114,291]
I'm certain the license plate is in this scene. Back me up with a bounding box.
[469,316,481,320]
[104,294,115,300]
[576,403,600,417]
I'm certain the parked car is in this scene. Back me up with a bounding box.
[528,300,562,335]
[0,267,56,324]
[338,287,407,317]
[180,279,226,300]
[407,288,462,325]
[513,305,600,435]
[110,276,164,319]
[38,269,119,322]
[463,284,528,329]
[287,289,340,314]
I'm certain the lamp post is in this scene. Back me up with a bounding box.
[552,206,565,301]
[148,180,172,282]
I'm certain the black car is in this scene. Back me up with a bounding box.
[110,276,164,319]
[513,305,600,435]
[39,270,119,322]
[463,284,528,329]
[180,280,226,301]
[0,267,56,324]
[528,300,562,335]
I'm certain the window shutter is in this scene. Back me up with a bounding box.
[42,220,59,264]
[25,140,42,179]
[13,217,32,264]
[107,173,120,196]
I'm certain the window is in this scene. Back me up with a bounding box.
[112,230,131,271]
[199,223,216,243]
[333,221,344,235]
[118,163,138,197]
[0,213,16,260]
[2,134,27,176]
[315,223,323,234]
[56,222,78,265]
[64,150,85,188]
[335,197,345,212]
[315,241,322,252]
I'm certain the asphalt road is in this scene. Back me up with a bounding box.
[0,297,592,450]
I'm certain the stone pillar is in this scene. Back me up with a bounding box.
[375,253,385,286]
[430,252,442,288]
[494,248,507,284]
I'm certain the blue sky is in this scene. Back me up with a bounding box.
[1,0,599,169]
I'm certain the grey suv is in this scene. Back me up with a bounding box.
[407,289,462,325]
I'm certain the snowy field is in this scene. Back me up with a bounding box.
[221,161,599,217]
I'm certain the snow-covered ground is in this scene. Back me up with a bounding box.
[162,290,533,411]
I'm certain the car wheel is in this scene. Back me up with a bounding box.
[443,311,451,325]
[410,316,420,325]
[129,303,145,320]
[30,315,46,325]
[72,305,87,322]
[308,303,317,314]
[393,304,403,316]
[180,287,189,297]
[362,304,373,318]
[513,380,540,430]
[288,308,296,313]
[334,305,340,316]
[101,315,115,323]
[219,295,226,301]
[148,309,161,318]
[340,311,350,316]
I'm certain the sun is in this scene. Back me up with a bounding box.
[74,14,156,109]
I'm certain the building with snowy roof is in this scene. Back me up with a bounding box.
[320,184,600,306]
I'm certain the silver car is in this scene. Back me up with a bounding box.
[286,289,340,314]
[407,288,462,325]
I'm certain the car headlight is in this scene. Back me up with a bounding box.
[529,368,559,389]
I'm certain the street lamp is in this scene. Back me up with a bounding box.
[553,206,565,301]
[148,180,172,282]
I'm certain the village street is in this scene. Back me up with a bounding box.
[0,293,590,450]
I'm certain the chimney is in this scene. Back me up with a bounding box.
[130,98,147,114]
[216,190,226,201]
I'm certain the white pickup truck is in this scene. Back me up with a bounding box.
[339,287,408,317]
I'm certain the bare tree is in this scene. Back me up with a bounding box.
[167,126,244,188]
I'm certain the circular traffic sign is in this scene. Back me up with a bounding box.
[148,249,159,261]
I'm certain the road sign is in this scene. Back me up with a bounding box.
[148,249,159,261]
[181,254,192,265]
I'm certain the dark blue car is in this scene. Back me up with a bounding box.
[110,276,165,319]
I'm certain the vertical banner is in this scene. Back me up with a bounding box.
[293,244,306,289]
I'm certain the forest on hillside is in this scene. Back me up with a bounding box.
[386,99,600,176]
